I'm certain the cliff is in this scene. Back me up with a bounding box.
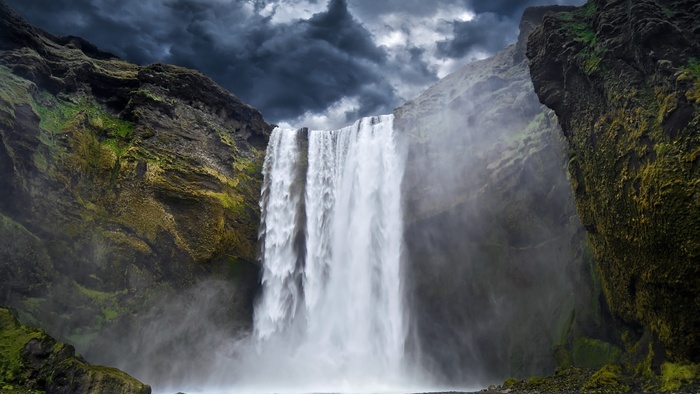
[0,307,150,393]
[0,0,271,387]
[528,0,699,390]
[395,5,614,384]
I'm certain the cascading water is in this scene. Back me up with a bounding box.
[245,114,412,392]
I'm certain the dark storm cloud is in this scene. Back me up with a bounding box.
[436,13,515,59]
[4,0,400,124]
[349,0,460,17]
[4,0,585,125]
[433,0,585,60]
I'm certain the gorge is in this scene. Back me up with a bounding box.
[0,0,699,393]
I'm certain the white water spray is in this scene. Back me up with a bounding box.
[245,114,412,392]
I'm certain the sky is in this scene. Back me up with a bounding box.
[6,0,585,129]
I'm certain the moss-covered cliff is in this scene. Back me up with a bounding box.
[0,307,150,393]
[528,0,700,389]
[395,6,617,384]
[0,0,272,384]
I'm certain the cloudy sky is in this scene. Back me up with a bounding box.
[6,0,584,129]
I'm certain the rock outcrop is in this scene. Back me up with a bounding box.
[395,5,611,384]
[0,307,150,393]
[0,0,271,386]
[528,0,700,370]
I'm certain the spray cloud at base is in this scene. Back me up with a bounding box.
[225,114,432,392]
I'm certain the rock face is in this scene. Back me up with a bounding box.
[395,5,613,384]
[0,0,271,385]
[528,0,700,364]
[0,308,150,393]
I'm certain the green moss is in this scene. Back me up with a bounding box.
[69,283,129,348]
[207,192,245,213]
[234,157,264,177]
[562,66,700,360]
[502,377,518,388]
[0,66,33,110]
[17,299,45,327]
[582,364,629,392]
[558,3,604,76]
[69,362,150,394]
[101,308,118,322]
[74,283,127,305]
[133,89,163,102]
[679,58,700,103]
[32,91,134,140]
[660,362,698,392]
[101,138,128,158]
[501,367,596,392]
[681,58,700,80]
[573,336,622,369]
[579,1,596,18]
[559,12,573,21]
[553,312,575,368]
[65,332,99,349]
[0,309,42,387]
[508,113,547,142]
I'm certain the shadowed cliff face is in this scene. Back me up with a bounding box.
[528,0,700,364]
[394,5,609,386]
[0,0,271,387]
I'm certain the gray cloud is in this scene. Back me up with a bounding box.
[4,0,584,127]
[5,0,403,124]
[437,13,516,59]
[434,0,584,60]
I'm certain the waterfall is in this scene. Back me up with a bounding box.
[250,114,410,392]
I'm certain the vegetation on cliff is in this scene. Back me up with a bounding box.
[528,0,700,390]
[0,307,150,393]
[0,0,271,385]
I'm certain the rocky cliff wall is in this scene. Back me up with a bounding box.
[0,308,150,393]
[0,0,272,386]
[527,0,700,390]
[528,0,700,366]
[395,5,614,384]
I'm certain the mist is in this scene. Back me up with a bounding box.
[394,7,585,386]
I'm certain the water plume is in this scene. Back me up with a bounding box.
[233,115,427,393]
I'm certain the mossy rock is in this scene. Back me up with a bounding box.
[0,308,150,393]
[528,0,700,362]
[0,2,270,374]
[582,364,630,392]
[572,336,622,370]
[660,362,698,392]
